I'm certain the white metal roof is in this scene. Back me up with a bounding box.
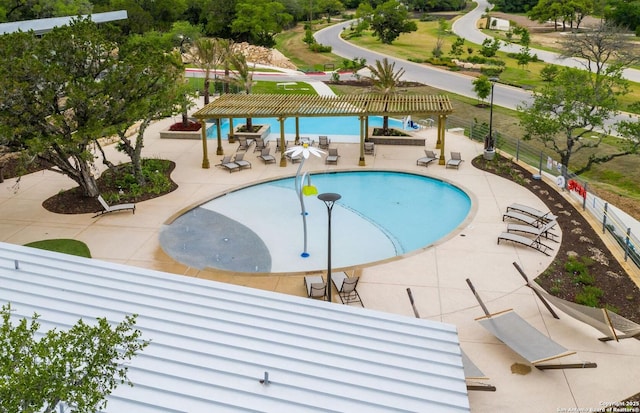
[0,10,128,35]
[0,242,469,412]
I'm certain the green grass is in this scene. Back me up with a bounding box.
[187,78,317,95]
[24,239,92,258]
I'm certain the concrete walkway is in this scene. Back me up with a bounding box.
[1,109,639,412]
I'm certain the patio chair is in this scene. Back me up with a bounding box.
[233,152,251,170]
[506,203,558,222]
[285,150,302,164]
[275,139,289,152]
[318,135,330,149]
[216,155,240,173]
[466,278,597,370]
[258,148,276,164]
[364,141,375,155]
[93,195,136,218]
[300,137,314,147]
[502,210,548,228]
[237,137,252,152]
[446,151,464,169]
[417,149,437,167]
[331,272,364,306]
[304,275,327,300]
[507,220,558,242]
[253,138,268,152]
[326,148,339,165]
[497,232,553,255]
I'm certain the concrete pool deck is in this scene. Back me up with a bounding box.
[1,111,639,412]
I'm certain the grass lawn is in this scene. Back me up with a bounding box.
[24,239,92,258]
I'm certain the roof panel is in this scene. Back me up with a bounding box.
[193,94,453,119]
[0,242,469,412]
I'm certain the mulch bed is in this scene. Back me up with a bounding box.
[473,155,640,324]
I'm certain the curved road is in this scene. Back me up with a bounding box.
[314,5,638,127]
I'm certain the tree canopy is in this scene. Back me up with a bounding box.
[370,0,417,44]
[0,303,148,413]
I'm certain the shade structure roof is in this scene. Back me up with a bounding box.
[193,93,454,120]
[0,10,128,35]
[0,241,469,412]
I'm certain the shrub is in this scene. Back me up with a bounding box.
[575,286,603,307]
[309,43,332,53]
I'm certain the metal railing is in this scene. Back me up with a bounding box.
[444,115,640,270]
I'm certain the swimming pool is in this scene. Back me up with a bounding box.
[159,171,471,273]
[207,116,405,141]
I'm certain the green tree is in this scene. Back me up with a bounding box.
[102,35,189,186]
[231,0,293,47]
[228,53,256,129]
[0,19,119,197]
[0,0,92,22]
[370,0,417,45]
[528,0,564,31]
[194,37,224,105]
[0,303,148,413]
[518,67,625,173]
[480,37,500,57]
[472,75,491,105]
[366,58,405,135]
[317,0,344,22]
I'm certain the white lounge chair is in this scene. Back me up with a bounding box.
[417,149,437,167]
[326,148,339,165]
[258,148,276,164]
[502,210,548,228]
[233,152,251,170]
[506,203,558,222]
[507,220,559,242]
[446,151,463,169]
[497,232,553,255]
[331,272,363,306]
[93,195,135,218]
[304,275,327,300]
[216,155,240,173]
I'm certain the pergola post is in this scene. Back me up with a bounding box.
[216,120,223,156]
[438,114,446,165]
[279,117,287,167]
[358,115,366,166]
[200,119,210,169]
[228,118,234,142]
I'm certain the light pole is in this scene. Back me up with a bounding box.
[484,77,499,160]
[318,192,341,303]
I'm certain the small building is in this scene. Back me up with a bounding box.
[0,242,470,412]
[489,17,510,31]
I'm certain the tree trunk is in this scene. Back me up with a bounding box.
[246,117,253,130]
[204,78,210,105]
[383,116,389,135]
[78,159,100,198]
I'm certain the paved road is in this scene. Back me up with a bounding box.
[453,0,640,83]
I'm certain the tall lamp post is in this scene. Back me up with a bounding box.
[484,77,499,160]
[318,192,341,303]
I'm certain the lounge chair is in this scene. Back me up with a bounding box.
[506,203,558,222]
[300,137,314,146]
[331,272,364,306]
[253,138,268,152]
[364,141,375,155]
[93,195,135,218]
[406,288,495,391]
[466,278,597,370]
[446,151,463,169]
[237,137,252,151]
[285,150,302,164]
[304,275,327,300]
[326,148,339,165]
[258,148,276,164]
[216,155,240,173]
[416,149,437,166]
[233,152,251,170]
[275,139,289,152]
[513,262,640,342]
[318,135,330,149]
[503,210,550,228]
[507,220,558,242]
[497,232,553,255]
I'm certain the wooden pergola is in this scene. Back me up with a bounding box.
[192,93,454,168]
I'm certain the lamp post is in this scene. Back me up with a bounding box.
[318,192,341,303]
[484,77,499,160]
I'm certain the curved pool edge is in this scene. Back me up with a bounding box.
[160,168,477,275]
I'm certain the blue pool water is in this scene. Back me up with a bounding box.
[207,116,405,139]
[160,171,471,273]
